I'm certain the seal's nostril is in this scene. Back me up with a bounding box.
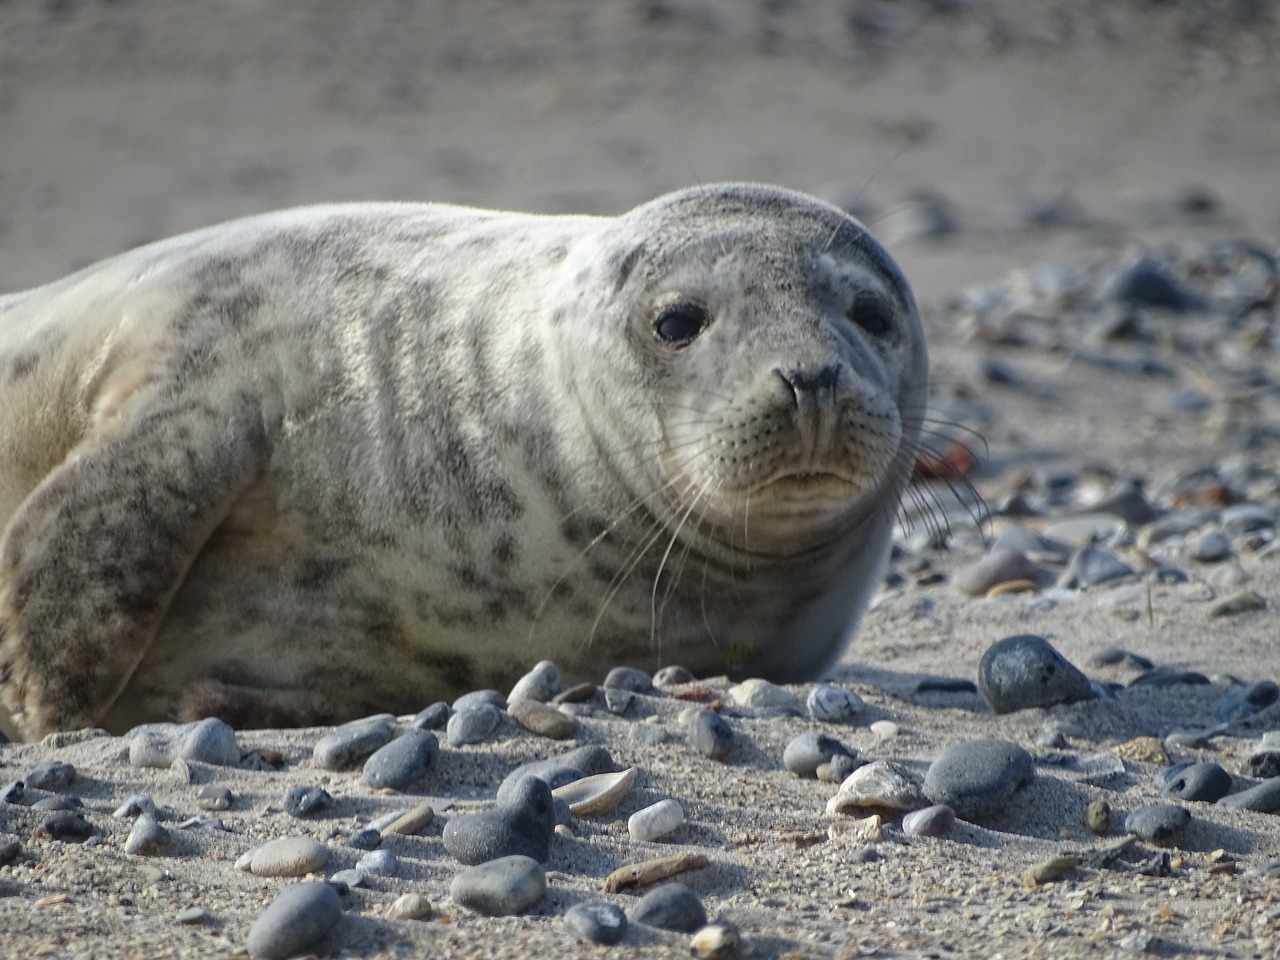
[774,368,799,406]
[782,364,840,395]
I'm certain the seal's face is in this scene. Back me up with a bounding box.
[576,186,926,562]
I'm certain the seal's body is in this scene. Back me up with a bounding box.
[0,184,926,738]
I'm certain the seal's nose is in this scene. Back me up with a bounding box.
[775,363,841,405]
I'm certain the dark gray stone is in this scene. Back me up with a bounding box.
[565,901,628,945]
[25,762,76,791]
[1125,803,1192,843]
[922,738,1034,823]
[1215,680,1280,722]
[653,665,696,687]
[360,730,438,791]
[446,704,502,747]
[356,849,397,877]
[246,882,343,960]
[782,732,857,779]
[625,882,707,933]
[313,715,396,770]
[450,855,546,916]
[1159,762,1232,803]
[412,701,450,730]
[1217,777,1280,813]
[344,828,382,850]
[442,777,555,865]
[688,708,734,761]
[35,811,96,843]
[496,745,615,804]
[977,635,1095,714]
[1129,668,1210,688]
[452,689,506,712]
[902,803,956,838]
[283,786,332,818]
[1058,545,1135,589]
[603,666,654,694]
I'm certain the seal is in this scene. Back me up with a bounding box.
[0,183,927,739]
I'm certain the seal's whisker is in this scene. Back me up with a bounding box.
[649,477,712,653]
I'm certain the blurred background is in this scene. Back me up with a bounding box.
[1,0,1277,302]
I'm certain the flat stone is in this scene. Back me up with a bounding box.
[344,828,382,850]
[361,730,438,791]
[653,665,697,687]
[196,785,233,811]
[25,762,76,791]
[246,882,342,960]
[35,811,95,843]
[508,699,578,740]
[356,849,397,877]
[923,739,1034,823]
[313,715,397,771]
[1125,803,1191,843]
[978,634,1094,714]
[248,836,329,877]
[628,798,685,842]
[805,685,865,723]
[446,704,502,747]
[1057,545,1135,589]
[175,906,206,925]
[329,868,364,889]
[1215,680,1280,721]
[565,900,627,945]
[626,882,707,933]
[450,855,546,916]
[452,689,507,712]
[384,893,433,921]
[783,731,858,779]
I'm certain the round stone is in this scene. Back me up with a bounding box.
[361,730,438,791]
[978,635,1095,714]
[1085,799,1112,834]
[902,803,956,838]
[1057,545,1135,589]
[180,718,242,766]
[246,882,343,960]
[453,689,507,712]
[450,855,546,916]
[411,701,450,730]
[196,785,233,811]
[565,900,627,945]
[124,813,171,855]
[384,893,434,921]
[653,665,697,687]
[806,685,865,723]
[442,776,555,865]
[687,708,734,761]
[248,836,329,877]
[626,882,707,933]
[283,786,332,818]
[508,659,564,703]
[1125,804,1191,844]
[922,739,1035,823]
[1215,680,1280,722]
[1159,762,1232,803]
[313,715,396,771]
[344,828,382,851]
[628,799,685,842]
[446,704,502,747]
[603,666,654,694]
[508,699,578,740]
[356,849,397,877]
[726,677,798,712]
[952,548,1044,596]
[329,868,364,889]
[783,732,857,779]
[35,811,95,843]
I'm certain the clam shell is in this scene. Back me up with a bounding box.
[826,760,923,816]
[553,767,638,816]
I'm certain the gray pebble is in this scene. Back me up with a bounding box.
[922,738,1035,823]
[1222,504,1276,535]
[246,881,343,960]
[508,699,578,740]
[283,785,332,818]
[952,548,1044,596]
[1214,680,1280,721]
[687,708,734,761]
[124,813,171,855]
[1125,803,1191,843]
[357,849,398,877]
[174,906,206,925]
[1129,667,1210,688]
[628,798,685,842]
[450,854,546,916]
[1248,732,1280,779]
[25,761,76,791]
[508,659,563,703]
[806,685,865,723]
[1058,545,1135,589]
[312,714,396,771]
[819,753,861,784]
[604,689,635,715]
[1217,777,1280,813]
[914,677,979,694]
[782,732,857,779]
[1108,255,1202,311]
[35,811,95,842]
[565,900,627,945]
[453,689,507,712]
[626,882,707,933]
[196,785,234,811]
[344,828,382,850]
[247,836,329,877]
[443,776,555,865]
[412,701,450,730]
[112,794,157,819]
[653,665,696,687]
[128,718,241,769]
[0,839,20,868]
[1159,762,1232,803]
[603,666,654,694]
[31,795,81,812]
[446,704,502,747]
[978,634,1094,714]
[497,745,615,803]
[1,781,23,804]
[329,868,365,888]
[361,729,438,791]
[1188,530,1232,562]
[902,803,956,838]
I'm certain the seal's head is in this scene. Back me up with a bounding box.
[555,183,926,564]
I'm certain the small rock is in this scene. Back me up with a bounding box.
[726,677,798,712]
[782,732,858,779]
[446,704,502,747]
[508,659,564,703]
[384,893,433,921]
[1247,732,1280,778]
[452,688,507,712]
[174,906,206,925]
[653,665,697,687]
[1160,762,1232,803]
[603,666,654,694]
[869,720,900,739]
[35,811,95,843]
[124,813,171,855]
[626,882,707,933]
[508,699,578,740]
[381,803,435,836]
[282,786,332,818]
[1129,669,1210,688]
[1125,804,1191,843]
[818,753,860,784]
[450,855,547,916]
[1085,799,1112,834]
[1025,853,1080,886]
[806,684,865,723]
[1217,777,1280,813]
[1188,530,1232,563]
[442,776,555,865]
[688,708,734,761]
[923,739,1035,823]
[953,548,1044,596]
[565,900,627,945]
[497,745,615,802]
[1107,255,1202,311]
[1207,590,1266,617]
[1058,545,1135,589]
[112,794,157,819]
[978,634,1094,714]
[344,828,382,850]
[313,714,397,771]
[356,849,397,877]
[1214,680,1279,721]
[329,868,364,889]
[25,762,76,791]
[196,785,233,811]
[0,839,20,868]
[247,836,329,877]
[691,922,742,959]
[31,796,81,812]
[604,689,635,715]
[361,729,438,791]
[411,702,450,730]
[246,882,342,960]
[901,803,955,838]
[628,799,685,842]
[827,760,924,816]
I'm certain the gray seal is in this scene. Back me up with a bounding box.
[0,183,926,738]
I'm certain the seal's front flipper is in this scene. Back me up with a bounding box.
[0,392,269,739]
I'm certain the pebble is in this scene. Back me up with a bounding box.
[1125,804,1192,843]
[112,794,157,819]
[1207,590,1266,617]
[1159,762,1233,803]
[508,698,578,739]
[245,836,329,877]
[1085,799,1112,834]
[565,900,628,945]
[629,798,685,842]
[1248,732,1280,778]
[508,659,564,702]
[626,882,707,933]
[442,775,555,864]
[827,760,924,816]
[726,677,798,712]
[1222,504,1276,534]
[128,718,241,768]
[344,828,382,850]
[603,666,654,693]
[282,785,332,817]
[329,868,365,888]
[605,689,635,715]
[1188,530,1232,562]
[691,922,742,959]
[687,708,734,761]
[35,811,95,842]
[977,634,1094,714]
[653,665,697,687]
[783,732,858,779]
[450,855,546,916]
[1107,254,1202,311]
[31,795,81,811]
[245,881,343,960]
[174,906,206,925]
[1057,545,1135,589]
[384,893,434,921]
[1042,514,1124,547]
[361,729,438,791]
[497,745,615,802]
[381,802,435,836]
[952,548,1044,596]
[869,720,900,739]
[1217,777,1280,813]
[818,753,860,784]
[357,849,398,877]
[806,684,865,723]
[915,677,979,694]
[312,714,397,770]
[1129,668,1210,688]
[1214,680,1280,721]
[25,761,76,790]
[922,739,1035,823]
[124,813,171,855]
[1,780,24,804]
[453,689,507,712]
[0,839,20,868]
[901,803,956,838]
[411,701,450,730]
[446,704,502,747]
[195,785,233,811]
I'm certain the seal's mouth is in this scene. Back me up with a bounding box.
[753,469,866,502]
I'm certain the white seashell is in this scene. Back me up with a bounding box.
[552,766,638,816]
[827,760,923,816]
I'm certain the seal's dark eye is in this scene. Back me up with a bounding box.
[847,295,895,339]
[654,302,709,346]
